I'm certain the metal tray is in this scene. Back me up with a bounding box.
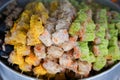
[0,0,120,80]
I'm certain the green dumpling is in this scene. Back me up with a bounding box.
[93,39,108,56]
[108,24,119,38]
[78,42,89,54]
[99,47,108,56]
[116,22,120,30]
[78,42,95,63]
[100,39,109,47]
[77,9,88,23]
[109,37,118,47]
[116,22,120,36]
[108,23,115,30]
[97,9,108,28]
[109,29,118,37]
[95,25,106,38]
[83,32,95,41]
[93,56,106,71]
[80,51,96,63]
[69,22,81,35]
[108,45,120,61]
[108,23,118,37]
[86,20,96,33]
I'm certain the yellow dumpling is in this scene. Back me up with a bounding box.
[34,2,49,23]
[5,30,26,45]
[33,64,47,76]
[27,15,44,46]
[25,52,40,66]
[35,2,47,12]
[19,62,32,72]
[20,10,32,23]
[8,51,24,65]
[14,44,30,56]
[5,10,32,45]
